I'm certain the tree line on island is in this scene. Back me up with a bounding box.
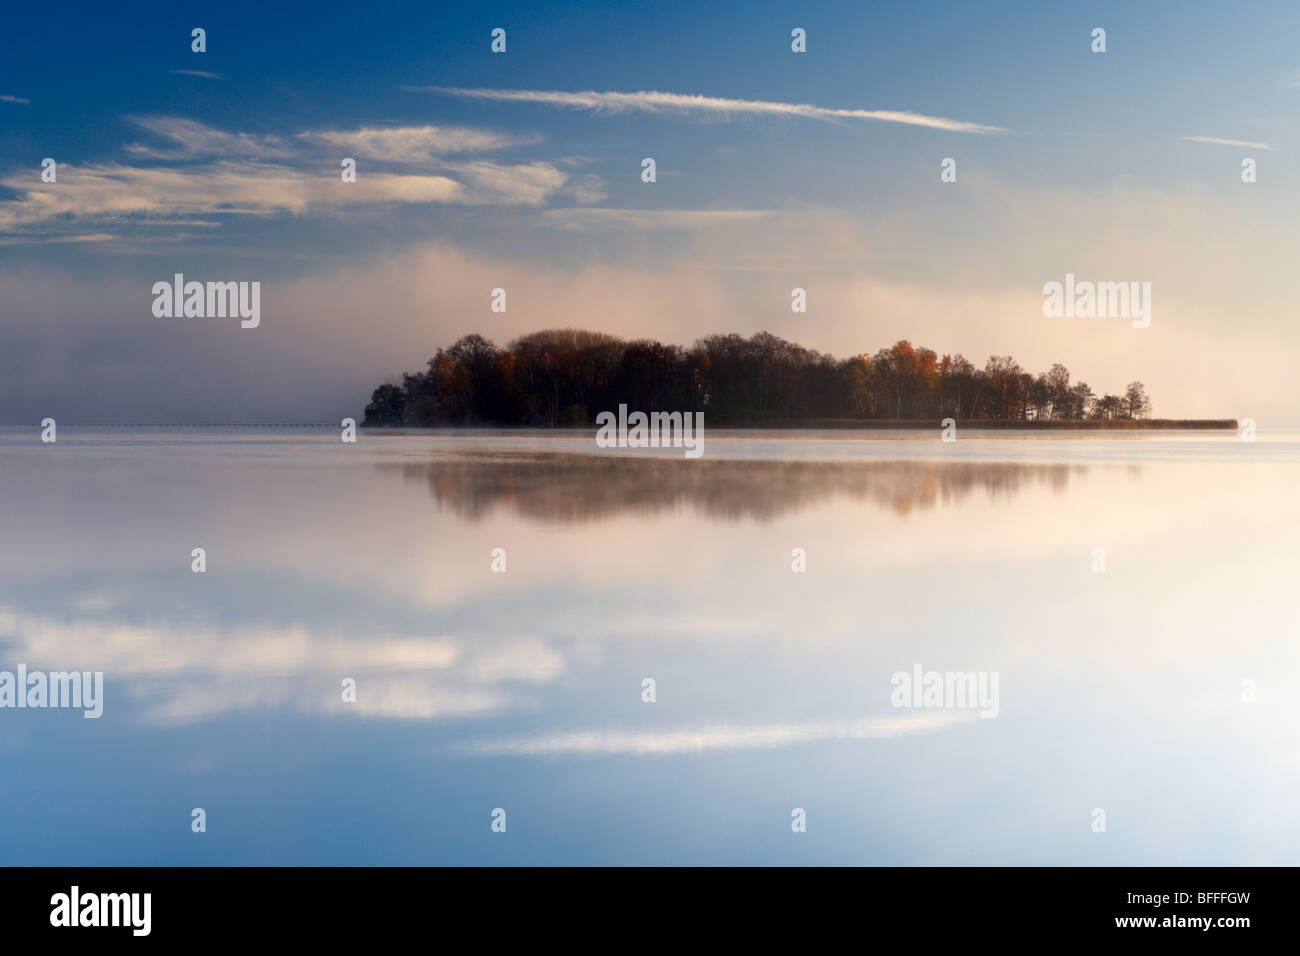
[363,328,1152,427]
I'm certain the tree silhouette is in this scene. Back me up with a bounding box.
[362,330,1154,427]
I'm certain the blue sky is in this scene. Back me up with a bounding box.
[2,0,1298,420]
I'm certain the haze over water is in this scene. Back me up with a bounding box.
[0,428,1295,864]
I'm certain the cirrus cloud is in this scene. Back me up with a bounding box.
[407,86,1007,134]
[299,124,541,162]
[1182,135,1272,150]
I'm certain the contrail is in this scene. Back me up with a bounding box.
[406,86,1006,133]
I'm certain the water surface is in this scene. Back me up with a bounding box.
[0,427,1295,864]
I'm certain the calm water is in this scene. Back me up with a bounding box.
[0,427,1296,865]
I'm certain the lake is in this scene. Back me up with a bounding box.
[0,426,1295,864]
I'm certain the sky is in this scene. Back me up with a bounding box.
[1,0,1298,422]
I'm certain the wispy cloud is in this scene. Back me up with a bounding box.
[0,94,30,104]
[170,69,222,80]
[460,712,973,757]
[408,87,1006,134]
[0,604,561,725]
[442,160,568,205]
[1182,135,1272,150]
[299,125,540,161]
[0,233,117,246]
[0,117,577,237]
[542,208,777,230]
[0,160,564,232]
[125,115,294,159]
[558,173,608,205]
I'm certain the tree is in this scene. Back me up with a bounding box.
[872,340,920,418]
[1045,364,1071,420]
[1029,373,1052,421]
[1094,394,1125,420]
[362,328,1152,428]
[943,354,977,419]
[362,383,406,426]
[1124,381,1151,419]
[1066,381,1094,420]
[842,355,877,417]
[981,355,1024,419]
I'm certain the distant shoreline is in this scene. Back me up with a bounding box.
[362,418,1238,431]
[731,418,1239,430]
[0,420,1240,430]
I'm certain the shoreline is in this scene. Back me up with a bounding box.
[732,418,1238,430]
[362,418,1239,432]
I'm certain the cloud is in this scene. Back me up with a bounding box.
[441,160,567,205]
[0,160,570,231]
[170,69,222,80]
[0,116,577,235]
[1182,135,1271,150]
[1,171,1294,422]
[460,712,972,756]
[557,173,608,205]
[127,117,544,165]
[0,232,118,246]
[299,124,539,161]
[0,94,30,104]
[409,87,1006,133]
[542,208,777,231]
[125,115,293,159]
[0,603,560,724]
[0,162,446,229]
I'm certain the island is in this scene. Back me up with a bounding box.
[361,329,1233,430]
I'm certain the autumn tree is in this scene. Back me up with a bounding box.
[362,329,1151,427]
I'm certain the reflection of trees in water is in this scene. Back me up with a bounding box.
[380,454,1088,524]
